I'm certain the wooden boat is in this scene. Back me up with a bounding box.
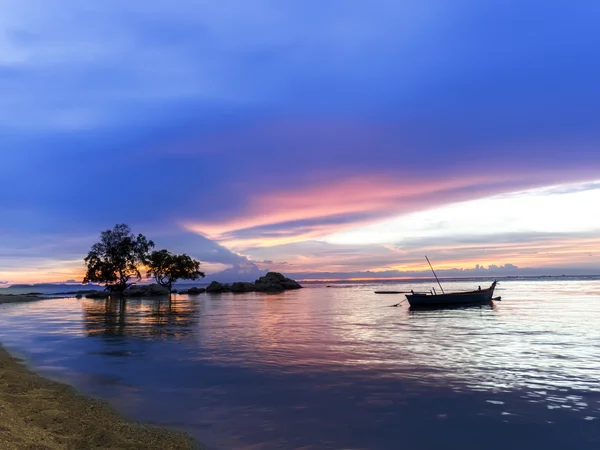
[406,281,497,307]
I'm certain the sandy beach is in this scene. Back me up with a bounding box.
[0,296,199,450]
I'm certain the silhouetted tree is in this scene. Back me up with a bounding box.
[83,224,154,295]
[147,249,205,294]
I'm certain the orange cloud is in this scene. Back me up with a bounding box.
[247,234,600,274]
[1,260,233,286]
[0,264,85,285]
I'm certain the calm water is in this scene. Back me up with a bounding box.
[1,280,600,449]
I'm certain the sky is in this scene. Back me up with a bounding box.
[1,0,600,284]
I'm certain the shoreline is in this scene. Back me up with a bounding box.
[0,294,47,304]
[0,296,201,449]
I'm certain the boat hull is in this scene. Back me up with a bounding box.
[406,282,497,307]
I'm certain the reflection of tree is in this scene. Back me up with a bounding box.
[82,296,200,340]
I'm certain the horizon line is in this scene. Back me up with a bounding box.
[3,273,599,288]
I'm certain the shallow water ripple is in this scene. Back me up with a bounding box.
[1,279,600,449]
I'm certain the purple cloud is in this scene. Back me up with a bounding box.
[1,1,600,282]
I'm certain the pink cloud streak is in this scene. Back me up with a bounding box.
[183,169,598,249]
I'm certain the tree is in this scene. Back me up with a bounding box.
[83,224,154,295]
[147,249,205,294]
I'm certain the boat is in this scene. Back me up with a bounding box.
[406,281,498,307]
[404,256,500,308]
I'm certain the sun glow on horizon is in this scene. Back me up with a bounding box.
[239,180,600,275]
[3,181,599,285]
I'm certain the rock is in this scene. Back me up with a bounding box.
[281,279,302,290]
[179,287,205,295]
[85,291,110,299]
[75,293,83,299]
[171,289,178,294]
[269,272,286,281]
[84,284,170,299]
[254,272,303,293]
[230,282,257,293]
[124,284,169,297]
[206,281,230,293]
[202,273,301,294]
[187,287,206,295]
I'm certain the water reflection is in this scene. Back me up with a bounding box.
[408,301,496,312]
[82,296,200,339]
[0,280,600,449]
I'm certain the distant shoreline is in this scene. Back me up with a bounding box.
[0,294,46,303]
[2,273,599,291]
[0,295,201,449]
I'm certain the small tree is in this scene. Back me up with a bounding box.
[147,249,205,294]
[83,224,154,295]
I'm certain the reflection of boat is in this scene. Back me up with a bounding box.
[408,302,496,313]
[406,281,498,307]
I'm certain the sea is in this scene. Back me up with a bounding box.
[1,277,600,449]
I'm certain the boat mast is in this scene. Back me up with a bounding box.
[425,255,445,294]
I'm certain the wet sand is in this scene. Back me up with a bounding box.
[0,296,200,449]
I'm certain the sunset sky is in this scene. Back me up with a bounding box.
[1,1,599,284]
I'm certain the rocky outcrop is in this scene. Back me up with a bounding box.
[179,287,206,295]
[230,282,257,293]
[189,287,206,295]
[85,290,110,299]
[124,284,169,297]
[85,284,170,299]
[206,281,230,293]
[204,273,302,294]
[255,272,303,293]
[92,273,303,296]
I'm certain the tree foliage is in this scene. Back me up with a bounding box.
[147,249,205,293]
[83,224,154,294]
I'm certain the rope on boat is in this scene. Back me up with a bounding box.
[390,299,407,307]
